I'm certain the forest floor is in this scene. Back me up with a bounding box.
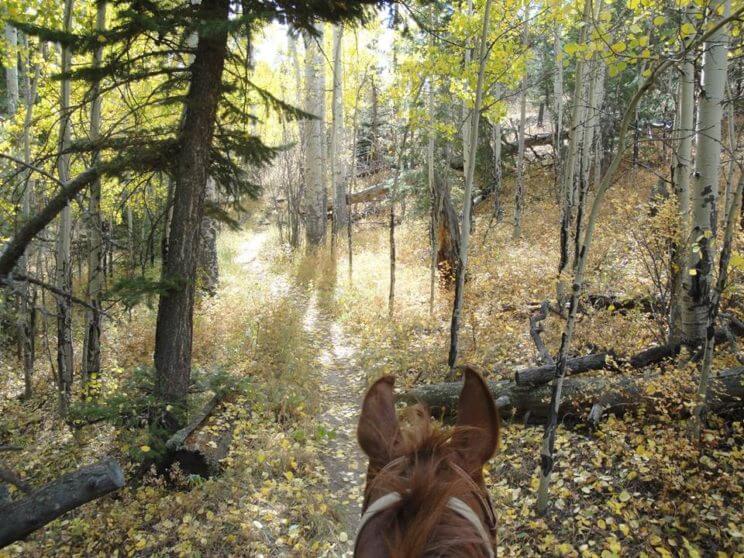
[1,165,743,557]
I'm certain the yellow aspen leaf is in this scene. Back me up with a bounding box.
[681,22,696,36]
[653,15,666,25]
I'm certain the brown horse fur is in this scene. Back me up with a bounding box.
[356,367,500,557]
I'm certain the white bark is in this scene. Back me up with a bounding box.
[56,0,75,415]
[681,0,730,345]
[18,37,41,398]
[428,77,437,313]
[303,27,326,247]
[331,25,347,238]
[4,25,19,117]
[447,0,493,371]
[723,80,737,216]
[556,0,591,306]
[82,1,107,389]
[198,177,219,295]
[461,0,474,191]
[669,41,695,342]
[489,118,503,220]
[553,23,563,192]
[513,64,528,240]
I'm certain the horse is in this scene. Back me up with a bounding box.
[355,366,500,557]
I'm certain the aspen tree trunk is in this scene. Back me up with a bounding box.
[490,120,503,221]
[690,169,743,440]
[198,177,219,296]
[513,21,529,240]
[330,26,347,244]
[302,27,326,248]
[573,33,605,271]
[154,0,230,410]
[288,34,303,249]
[82,1,107,391]
[553,23,563,198]
[18,36,40,399]
[723,80,736,216]
[669,43,695,343]
[429,77,438,313]
[556,0,591,308]
[369,77,379,167]
[4,25,18,116]
[681,0,730,346]
[447,0,493,372]
[56,0,75,415]
[347,83,362,282]
[461,0,474,194]
[5,24,30,398]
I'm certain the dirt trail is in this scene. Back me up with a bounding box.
[237,229,365,556]
[306,297,366,556]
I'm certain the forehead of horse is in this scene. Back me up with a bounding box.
[354,494,485,558]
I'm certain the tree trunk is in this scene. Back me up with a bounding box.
[490,119,503,221]
[82,1,107,393]
[4,25,19,116]
[447,0,493,372]
[347,74,364,281]
[556,0,591,308]
[0,458,124,548]
[691,102,740,441]
[302,27,326,248]
[513,34,528,240]
[18,42,39,399]
[432,167,460,289]
[154,0,230,410]
[56,0,75,416]
[428,77,437,312]
[198,177,219,296]
[331,25,347,242]
[553,24,564,198]
[681,0,730,346]
[8,27,37,398]
[288,34,303,249]
[669,40,695,343]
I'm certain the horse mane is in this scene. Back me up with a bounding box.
[362,404,491,557]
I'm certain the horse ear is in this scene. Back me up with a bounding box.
[452,366,499,475]
[358,376,400,467]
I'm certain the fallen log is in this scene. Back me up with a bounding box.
[584,293,659,314]
[449,131,565,171]
[346,183,389,205]
[0,458,124,548]
[165,394,233,477]
[514,352,611,386]
[628,343,681,368]
[400,367,744,424]
[517,320,744,387]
